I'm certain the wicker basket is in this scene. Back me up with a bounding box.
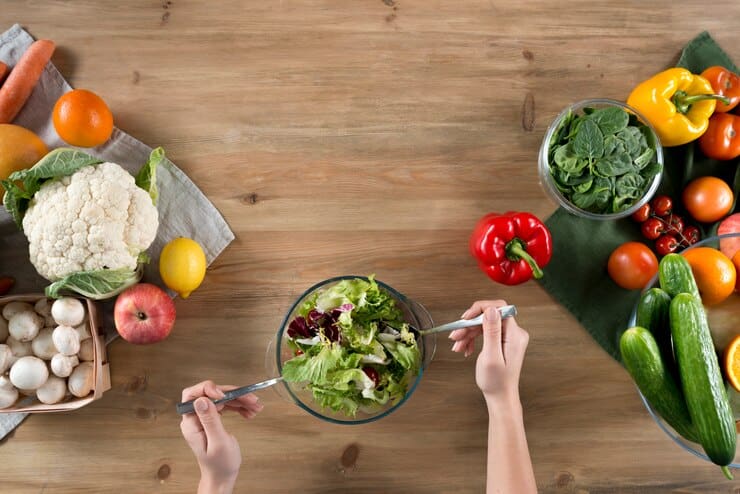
[0,294,111,413]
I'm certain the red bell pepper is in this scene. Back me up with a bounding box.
[699,113,740,161]
[469,212,553,285]
[701,66,740,113]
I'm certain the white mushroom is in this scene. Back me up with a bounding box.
[44,314,56,328]
[1,301,33,321]
[51,353,79,378]
[8,311,43,342]
[9,356,49,390]
[0,376,18,409]
[0,344,13,373]
[68,361,94,398]
[52,325,80,356]
[36,375,67,405]
[6,336,32,365]
[74,322,91,342]
[34,298,52,318]
[17,387,36,397]
[77,339,94,362]
[0,317,8,343]
[51,298,85,327]
[31,329,57,360]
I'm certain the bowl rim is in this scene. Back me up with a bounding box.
[538,97,664,221]
[275,275,435,425]
[628,232,740,468]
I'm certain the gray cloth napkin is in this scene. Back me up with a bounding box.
[0,24,235,439]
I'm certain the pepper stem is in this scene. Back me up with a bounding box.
[672,90,731,114]
[506,238,544,280]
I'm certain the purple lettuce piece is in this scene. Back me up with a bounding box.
[323,323,341,343]
[287,316,315,339]
[307,309,327,327]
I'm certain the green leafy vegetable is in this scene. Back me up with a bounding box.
[548,105,662,214]
[135,147,165,205]
[45,266,143,300]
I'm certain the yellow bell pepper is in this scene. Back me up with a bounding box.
[627,68,729,147]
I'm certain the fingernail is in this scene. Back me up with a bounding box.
[460,310,470,319]
[256,403,265,411]
[195,398,209,412]
[217,389,226,399]
[448,332,456,340]
[452,341,461,352]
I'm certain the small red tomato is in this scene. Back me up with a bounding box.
[631,203,651,223]
[651,195,673,217]
[641,217,665,240]
[667,215,684,235]
[607,242,659,290]
[294,349,304,356]
[655,234,680,256]
[682,225,701,246]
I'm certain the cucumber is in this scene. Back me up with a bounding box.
[670,293,736,473]
[620,326,698,443]
[659,253,700,299]
[635,288,674,369]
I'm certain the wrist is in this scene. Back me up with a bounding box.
[198,473,237,494]
[484,392,522,415]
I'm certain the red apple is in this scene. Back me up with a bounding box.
[114,283,176,344]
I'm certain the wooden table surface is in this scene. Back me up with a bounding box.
[1,1,739,492]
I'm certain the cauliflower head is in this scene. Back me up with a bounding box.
[22,162,159,281]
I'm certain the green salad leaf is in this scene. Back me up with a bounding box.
[136,147,164,205]
[283,276,421,417]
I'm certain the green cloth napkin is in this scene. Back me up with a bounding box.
[539,32,740,361]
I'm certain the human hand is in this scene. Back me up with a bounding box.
[180,380,264,494]
[449,300,529,407]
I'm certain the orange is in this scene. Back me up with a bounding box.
[52,89,113,148]
[734,251,740,292]
[0,124,47,180]
[724,335,740,392]
[683,247,736,306]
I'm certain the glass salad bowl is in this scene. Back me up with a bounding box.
[266,275,436,425]
[628,233,740,467]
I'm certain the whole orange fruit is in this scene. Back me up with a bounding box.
[52,89,113,147]
[682,247,736,306]
[0,124,47,180]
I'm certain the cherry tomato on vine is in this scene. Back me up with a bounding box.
[682,225,701,246]
[641,217,665,240]
[667,215,684,235]
[656,234,680,256]
[607,242,658,290]
[631,203,651,223]
[651,195,673,217]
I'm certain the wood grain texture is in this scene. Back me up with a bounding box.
[1,1,739,492]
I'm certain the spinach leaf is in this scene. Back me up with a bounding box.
[590,107,629,136]
[615,172,645,198]
[573,119,604,160]
[634,147,655,169]
[553,143,586,174]
[595,152,634,177]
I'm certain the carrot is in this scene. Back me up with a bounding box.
[0,39,55,123]
[0,62,8,86]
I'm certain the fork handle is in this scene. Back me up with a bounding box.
[420,305,517,335]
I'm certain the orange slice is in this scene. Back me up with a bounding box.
[725,335,740,393]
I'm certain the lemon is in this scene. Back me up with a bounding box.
[159,237,207,298]
[0,124,47,180]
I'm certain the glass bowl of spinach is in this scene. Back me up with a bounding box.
[539,98,663,220]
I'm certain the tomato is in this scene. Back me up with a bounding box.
[682,176,734,223]
[667,215,684,235]
[655,234,680,256]
[683,247,737,306]
[718,213,740,259]
[631,203,651,223]
[607,242,659,290]
[650,195,673,217]
[641,217,665,240]
[681,225,701,246]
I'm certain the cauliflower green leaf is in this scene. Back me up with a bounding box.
[45,266,143,300]
[135,147,164,205]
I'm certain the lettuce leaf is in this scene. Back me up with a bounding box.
[282,343,343,383]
